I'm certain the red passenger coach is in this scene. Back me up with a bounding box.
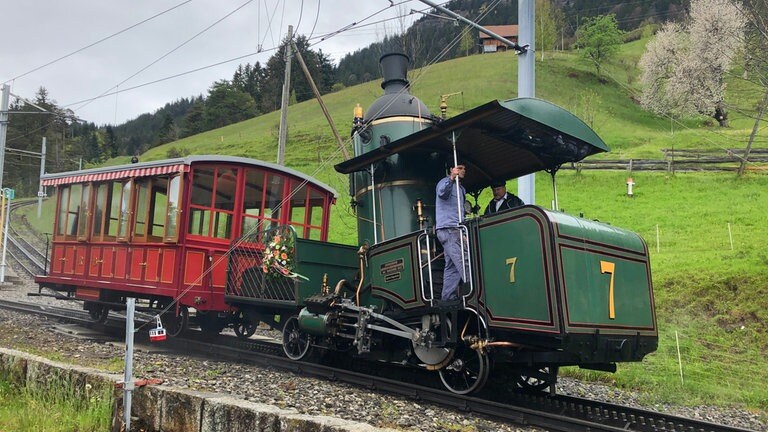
[35,155,337,335]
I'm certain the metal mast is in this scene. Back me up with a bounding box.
[277,25,293,166]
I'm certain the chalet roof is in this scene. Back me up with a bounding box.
[478,24,519,39]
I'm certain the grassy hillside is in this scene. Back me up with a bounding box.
[33,40,768,413]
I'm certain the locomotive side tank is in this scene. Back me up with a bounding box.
[475,206,656,366]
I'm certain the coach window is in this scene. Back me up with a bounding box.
[287,180,308,237]
[189,167,237,240]
[242,168,265,239]
[286,181,327,240]
[149,177,169,242]
[76,183,91,241]
[56,184,82,240]
[91,183,109,241]
[189,167,214,237]
[134,179,149,240]
[263,172,285,234]
[106,182,124,239]
[164,175,181,242]
[307,187,327,241]
[133,177,170,243]
[117,180,133,241]
[212,168,237,239]
[64,184,82,240]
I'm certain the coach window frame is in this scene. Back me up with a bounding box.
[164,174,182,243]
[188,165,238,241]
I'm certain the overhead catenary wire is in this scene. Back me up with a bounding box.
[1,0,193,85]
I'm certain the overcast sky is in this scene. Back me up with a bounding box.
[1,0,421,125]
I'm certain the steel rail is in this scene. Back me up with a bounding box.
[2,202,760,432]
[0,297,758,432]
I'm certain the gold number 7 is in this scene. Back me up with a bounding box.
[506,257,517,283]
[600,261,616,319]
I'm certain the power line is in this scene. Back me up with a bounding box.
[1,0,192,85]
[70,0,257,117]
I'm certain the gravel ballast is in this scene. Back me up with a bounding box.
[1,264,766,432]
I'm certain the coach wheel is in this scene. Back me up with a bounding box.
[282,316,311,360]
[86,303,109,324]
[439,344,489,395]
[163,306,189,338]
[516,366,555,392]
[234,320,257,339]
[197,311,227,338]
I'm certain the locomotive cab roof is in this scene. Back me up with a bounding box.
[335,97,609,194]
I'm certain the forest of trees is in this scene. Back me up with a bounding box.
[4,0,689,195]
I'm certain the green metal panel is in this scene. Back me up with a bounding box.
[295,239,359,302]
[560,247,655,331]
[549,212,646,254]
[479,215,555,328]
[547,209,657,336]
[368,234,421,308]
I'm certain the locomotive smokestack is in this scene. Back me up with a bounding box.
[379,52,410,94]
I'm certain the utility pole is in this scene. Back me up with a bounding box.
[38,137,47,218]
[277,25,293,166]
[0,84,10,190]
[291,40,350,160]
[517,0,536,205]
[416,0,535,203]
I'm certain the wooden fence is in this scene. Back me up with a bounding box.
[564,148,768,172]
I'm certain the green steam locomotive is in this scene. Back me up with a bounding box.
[225,53,657,394]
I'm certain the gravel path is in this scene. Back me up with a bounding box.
[1,264,766,431]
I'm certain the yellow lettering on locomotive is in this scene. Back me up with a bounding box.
[505,257,517,283]
[600,260,616,319]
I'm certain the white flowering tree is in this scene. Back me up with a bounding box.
[735,0,768,174]
[639,0,746,127]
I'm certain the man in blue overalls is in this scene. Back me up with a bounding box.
[435,164,469,301]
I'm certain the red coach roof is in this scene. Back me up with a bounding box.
[41,163,187,186]
[39,155,338,198]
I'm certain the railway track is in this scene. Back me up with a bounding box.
[1,202,759,432]
[3,200,49,277]
[0,298,756,432]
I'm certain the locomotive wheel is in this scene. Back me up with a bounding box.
[282,316,311,360]
[439,344,489,395]
[516,366,554,392]
[86,303,109,324]
[163,306,189,338]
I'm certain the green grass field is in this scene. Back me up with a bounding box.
[0,376,113,432]
[24,38,768,414]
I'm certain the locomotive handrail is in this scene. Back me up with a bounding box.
[417,225,474,305]
[457,224,474,303]
[417,230,436,305]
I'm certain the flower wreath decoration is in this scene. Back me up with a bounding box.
[261,226,307,280]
